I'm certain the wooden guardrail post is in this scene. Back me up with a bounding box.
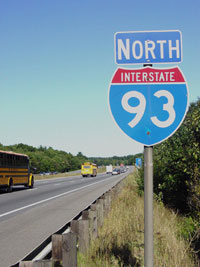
[71,219,89,254]
[91,203,100,236]
[115,182,121,195]
[19,262,33,267]
[19,261,52,267]
[71,220,78,234]
[52,232,77,267]
[109,188,114,201]
[118,181,124,193]
[77,220,89,253]
[102,193,109,217]
[111,185,118,199]
[96,198,104,228]
[62,232,77,267]
[52,234,62,261]
[106,191,112,212]
[82,209,98,241]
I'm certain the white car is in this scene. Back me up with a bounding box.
[112,168,120,175]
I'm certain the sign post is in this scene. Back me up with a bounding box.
[109,30,187,267]
[144,146,153,267]
[143,63,154,267]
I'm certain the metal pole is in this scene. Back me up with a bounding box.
[144,146,154,267]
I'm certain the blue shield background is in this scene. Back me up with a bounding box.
[109,82,188,146]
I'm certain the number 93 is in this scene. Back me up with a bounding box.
[121,90,176,128]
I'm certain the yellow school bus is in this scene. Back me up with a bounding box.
[81,162,97,177]
[0,150,34,192]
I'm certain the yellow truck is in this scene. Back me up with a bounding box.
[81,162,97,177]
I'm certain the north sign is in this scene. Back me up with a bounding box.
[108,66,188,146]
[115,30,182,65]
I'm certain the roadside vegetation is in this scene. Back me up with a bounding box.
[78,172,198,266]
[78,99,200,266]
[137,98,200,260]
[0,143,141,174]
[137,99,200,219]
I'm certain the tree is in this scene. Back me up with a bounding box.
[138,99,200,218]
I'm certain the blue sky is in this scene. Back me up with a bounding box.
[0,0,199,157]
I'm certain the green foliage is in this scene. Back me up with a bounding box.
[89,153,142,167]
[177,217,199,242]
[135,167,144,196]
[136,99,200,258]
[154,99,200,219]
[0,143,141,175]
[137,99,200,219]
[0,143,87,174]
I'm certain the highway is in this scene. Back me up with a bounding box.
[0,168,132,267]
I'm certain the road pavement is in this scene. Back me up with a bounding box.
[0,168,132,266]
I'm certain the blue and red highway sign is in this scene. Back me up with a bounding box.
[108,66,188,146]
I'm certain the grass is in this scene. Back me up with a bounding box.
[34,171,79,180]
[78,171,198,267]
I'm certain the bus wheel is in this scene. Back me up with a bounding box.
[29,176,34,188]
[7,179,13,193]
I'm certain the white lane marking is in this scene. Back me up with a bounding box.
[0,178,111,219]
[54,183,61,186]
[26,188,38,191]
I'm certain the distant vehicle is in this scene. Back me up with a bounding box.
[81,162,97,177]
[120,167,125,173]
[106,165,113,174]
[112,168,120,175]
[0,150,34,192]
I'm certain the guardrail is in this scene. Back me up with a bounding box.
[13,172,128,267]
